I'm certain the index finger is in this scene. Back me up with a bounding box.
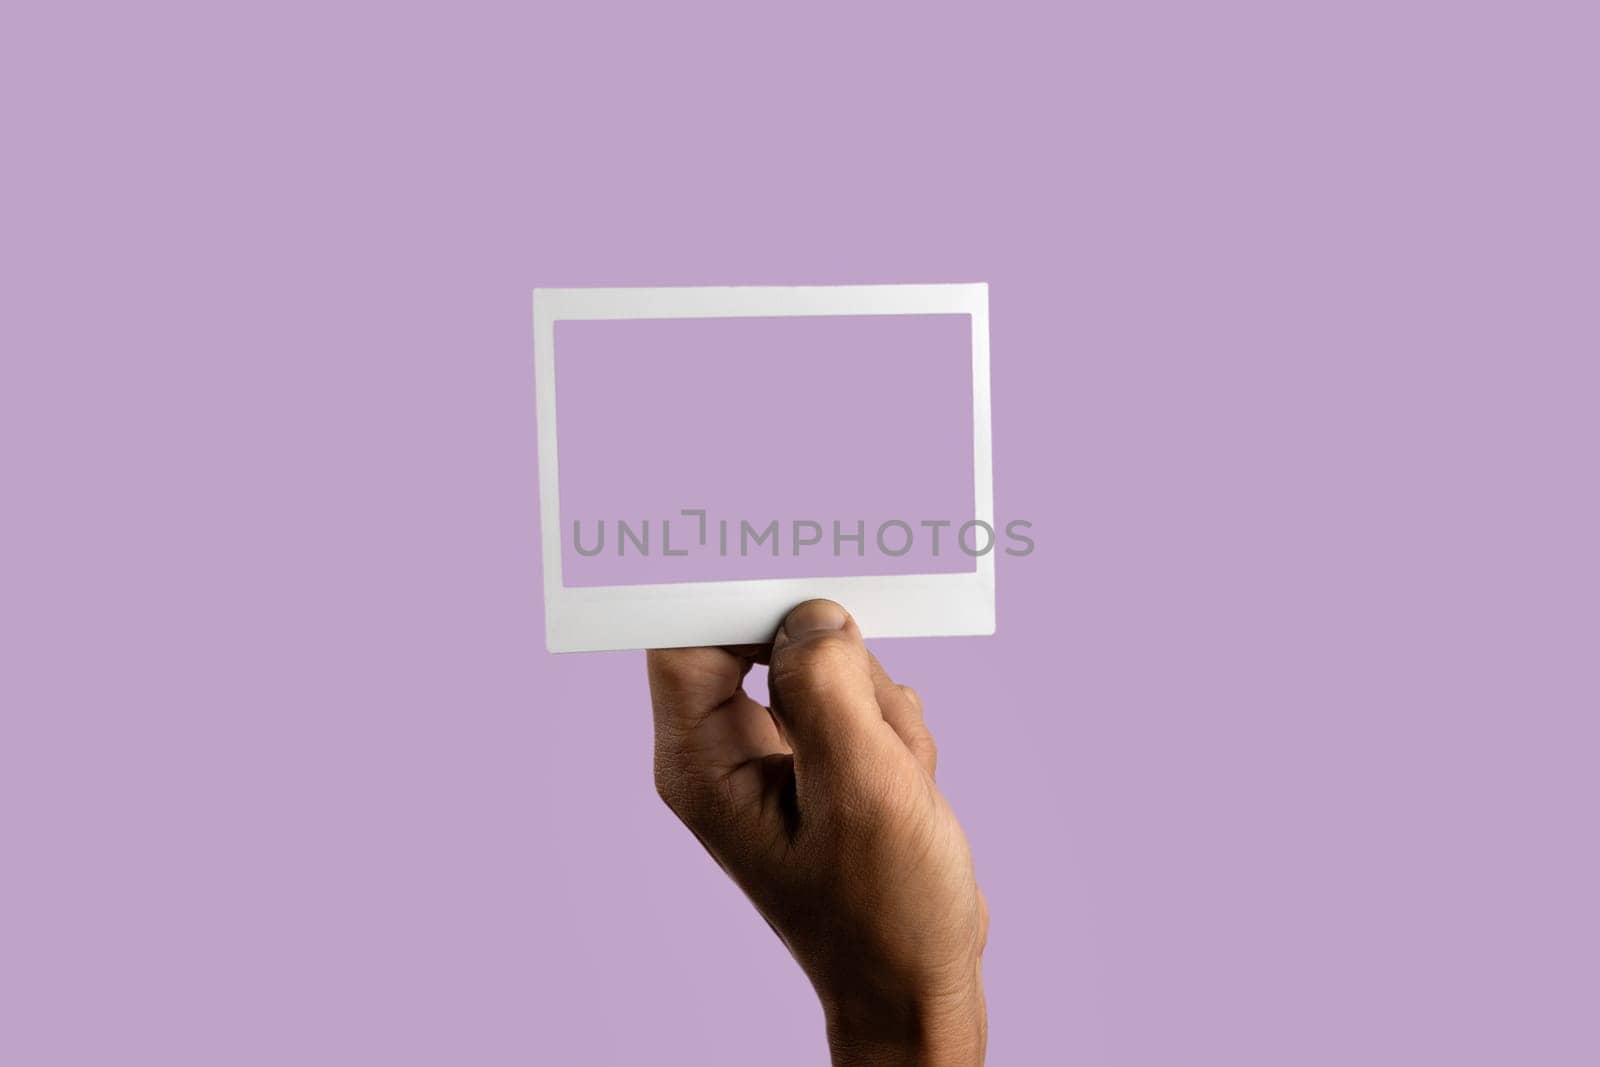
[646,645,765,730]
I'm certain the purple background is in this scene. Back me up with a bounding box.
[3,3,1596,1065]
[555,313,976,584]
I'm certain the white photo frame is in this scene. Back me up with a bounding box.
[533,283,994,653]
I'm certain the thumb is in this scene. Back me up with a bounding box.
[767,600,889,775]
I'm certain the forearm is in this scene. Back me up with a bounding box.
[823,982,987,1066]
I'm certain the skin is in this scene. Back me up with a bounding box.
[647,599,988,1065]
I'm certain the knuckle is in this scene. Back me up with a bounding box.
[653,755,700,822]
[828,754,917,826]
[653,764,680,811]
[772,634,858,689]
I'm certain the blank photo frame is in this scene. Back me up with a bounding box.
[533,283,994,652]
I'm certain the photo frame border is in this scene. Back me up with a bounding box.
[534,283,994,652]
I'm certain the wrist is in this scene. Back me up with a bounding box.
[822,981,986,1066]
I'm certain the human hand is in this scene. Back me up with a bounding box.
[647,600,988,1066]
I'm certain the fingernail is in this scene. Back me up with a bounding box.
[781,599,848,639]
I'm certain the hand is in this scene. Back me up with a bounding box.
[648,600,988,1066]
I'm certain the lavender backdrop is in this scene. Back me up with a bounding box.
[555,313,977,585]
[3,3,1596,1065]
